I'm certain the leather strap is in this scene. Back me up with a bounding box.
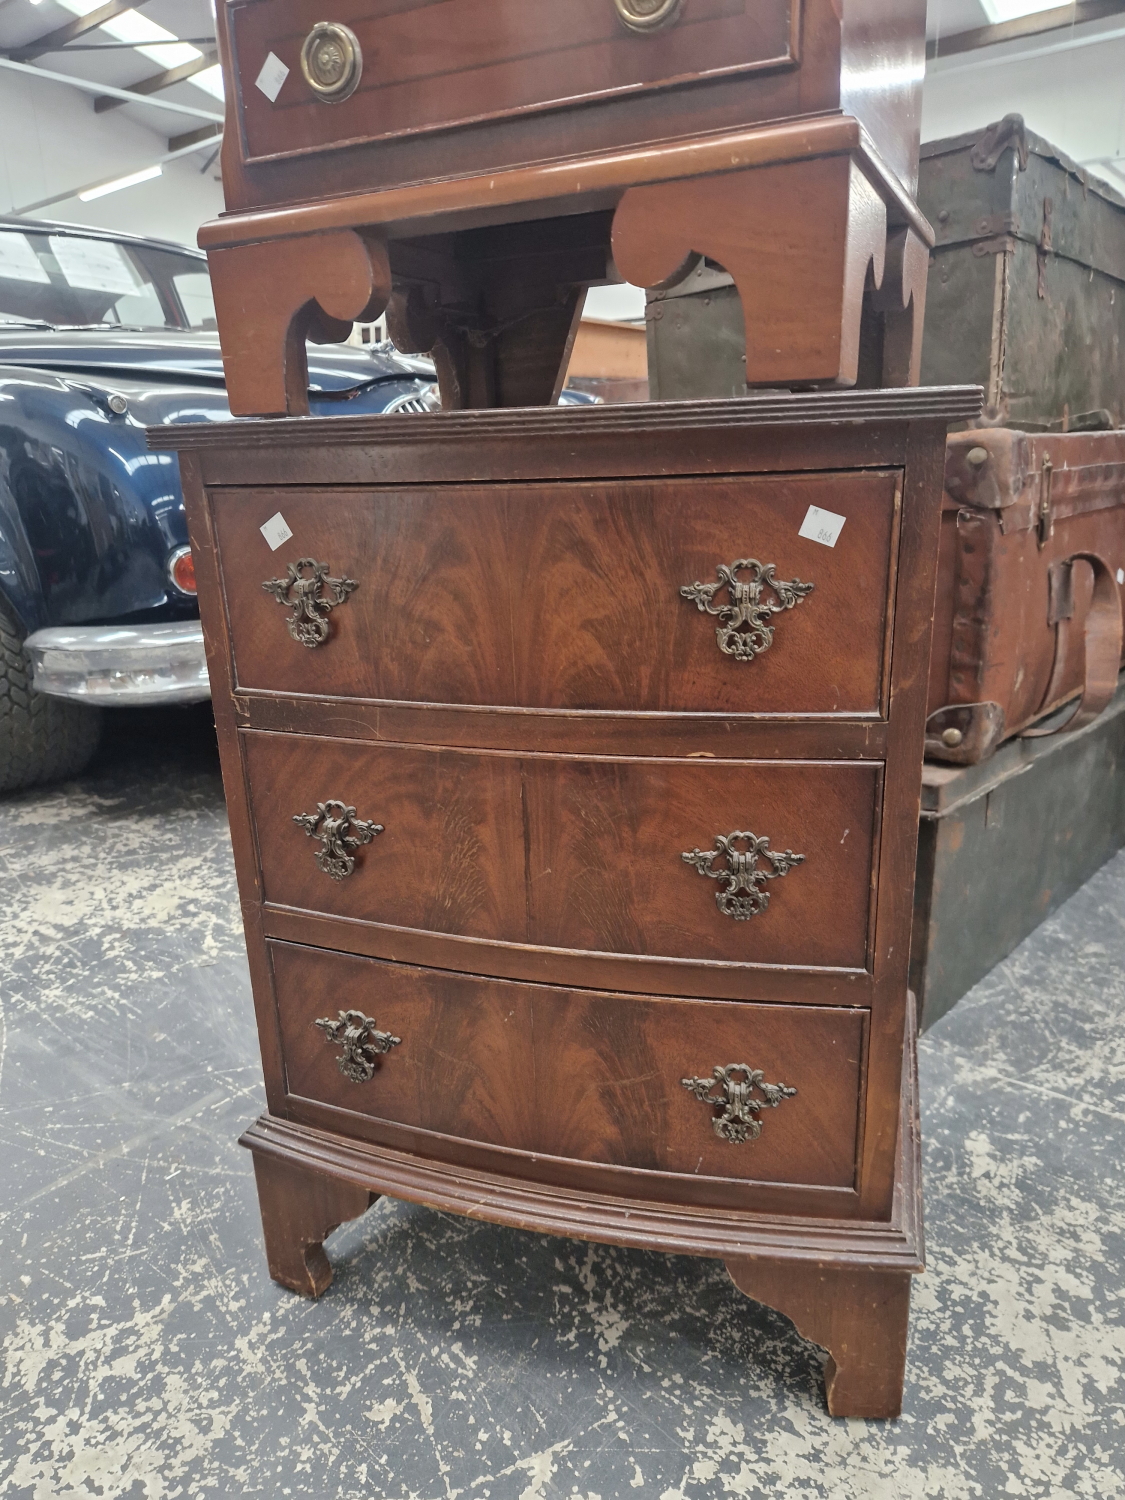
[1022,552,1123,739]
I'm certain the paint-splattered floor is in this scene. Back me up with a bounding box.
[1,706,1123,1499]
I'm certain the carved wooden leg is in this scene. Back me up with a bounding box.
[869,226,930,387]
[207,228,391,418]
[725,1257,914,1418]
[387,213,609,409]
[385,293,465,410]
[611,155,888,389]
[388,277,587,409]
[491,286,587,407]
[250,1150,377,1297]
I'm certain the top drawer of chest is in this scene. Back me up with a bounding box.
[212,470,901,717]
[227,0,798,166]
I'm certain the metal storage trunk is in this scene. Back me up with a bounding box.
[918,115,1125,430]
[912,675,1125,1028]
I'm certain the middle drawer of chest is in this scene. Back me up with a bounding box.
[243,731,880,972]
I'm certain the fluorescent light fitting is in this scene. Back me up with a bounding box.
[980,0,1063,21]
[79,164,162,201]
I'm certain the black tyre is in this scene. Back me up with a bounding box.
[0,600,103,793]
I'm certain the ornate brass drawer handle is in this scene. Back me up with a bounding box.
[682,1064,796,1144]
[294,800,383,880]
[681,559,813,661]
[614,0,683,33]
[315,1009,400,1083]
[263,558,357,648]
[300,21,363,101]
[682,830,805,920]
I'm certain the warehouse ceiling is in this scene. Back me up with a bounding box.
[0,0,221,140]
[0,0,1123,250]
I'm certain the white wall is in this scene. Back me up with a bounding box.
[0,66,224,249]
[922,22,1125,191]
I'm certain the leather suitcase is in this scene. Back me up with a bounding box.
[926,428,1125,764]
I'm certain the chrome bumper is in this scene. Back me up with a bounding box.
[23,621,210,706]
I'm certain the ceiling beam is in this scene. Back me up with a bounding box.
[927,0,1125,60]
[95,48,218,112]
[168,123,222,153]
[52,38,216,50]
[0,55,224,120]
[8,0,155,63]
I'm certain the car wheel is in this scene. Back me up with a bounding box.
[0,599,103,794]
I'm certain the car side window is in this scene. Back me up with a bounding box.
[47,236,166,328]
[172,271,217,330]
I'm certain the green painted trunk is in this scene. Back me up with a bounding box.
[918,117,1125,430]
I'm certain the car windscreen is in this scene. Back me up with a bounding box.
[0,228,217,330]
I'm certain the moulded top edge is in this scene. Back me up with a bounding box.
[148,386,985,451]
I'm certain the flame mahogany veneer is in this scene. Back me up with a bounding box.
[150,386,981,1416]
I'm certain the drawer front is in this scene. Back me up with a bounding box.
[215,472,900,716]
[230,0,798,166]
[244,731,879,970]
[271,942,865,1189]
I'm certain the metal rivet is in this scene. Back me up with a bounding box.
[966,447,989,467]
[941,728,964,748]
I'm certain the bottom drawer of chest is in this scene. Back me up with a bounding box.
[268,941,867,1193]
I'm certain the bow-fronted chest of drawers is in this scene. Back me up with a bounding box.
[151,384,980,1416]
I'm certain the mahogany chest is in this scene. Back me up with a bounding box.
[200,0,933,418]
[218,0,926,208]
[152,383,980,1417]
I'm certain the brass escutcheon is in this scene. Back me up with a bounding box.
[681,1064,796,1143]
[315,1009,400,1083]
[294,800,383,880]
[682,830,805,920]
[300,21,363,101]
[680,559,813,661]
[613,0,683,32]
[263,558,357,648]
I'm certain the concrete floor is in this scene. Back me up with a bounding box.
[1,706,1123,1499]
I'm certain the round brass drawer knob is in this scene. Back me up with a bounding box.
[300,21,363,102]
[613,0,683,32]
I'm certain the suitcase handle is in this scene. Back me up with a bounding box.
[1022,552,1123,740]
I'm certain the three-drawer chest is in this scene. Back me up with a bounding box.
[151,384,981,1416]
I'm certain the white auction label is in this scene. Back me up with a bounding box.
[255,52,289,103]
[798,504,847,548]
[260,512,294,551]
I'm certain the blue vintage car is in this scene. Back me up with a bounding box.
[0,216,446,793]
